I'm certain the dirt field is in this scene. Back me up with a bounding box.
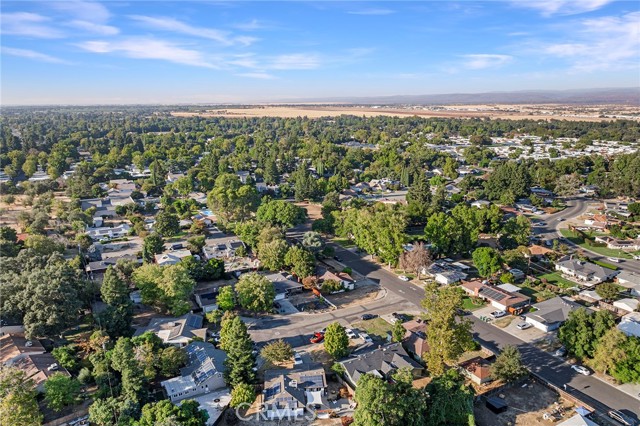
[474,380,575,426]
[171,104,639,122]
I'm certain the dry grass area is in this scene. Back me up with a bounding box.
[475,380,575,426]
[494,316,515,328]
[171,104,638,122]
[328,285,381,309]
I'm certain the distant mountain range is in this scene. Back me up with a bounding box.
[292,88,640,105]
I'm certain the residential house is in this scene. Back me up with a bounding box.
[555,259,618,287]
[236,171,250,184]
[402,320,429,360]
[166,172,186,183]
[526,244,555,259]
[155,249,193,266]
[262,365,328,420]
[524,297,585,332]
[613,298,640,314]
[134,314,207,347]
[13,353,71,392]
[317,269,355,291]
[28,167,51,182]
[85,255,139,281]
[557,413,599,426]
[202,238,245,260]
[618,312,640,338]
[617,271,640,297]
[577,290,602,304]
[107,179,137,206]
[594,236,640,251]
[461,280,529,312]
[338,343,423,388]
[0,334,45,364]
[264,272,304,300]
[458,357,493,385]
[471,200,491,208]
[435,270,467,285]
[161,342,226,402]
[530,187,554,198]
[86,223,131,240]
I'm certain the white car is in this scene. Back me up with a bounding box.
[516,322,532,330]
[360,332,373,343]
[398,275,410,282]
[633,255,640,260]
[571,365,591,376]
[607,257,621,263]
[490,310,507,319]
[345,328,357,339]
[293,352,303,365]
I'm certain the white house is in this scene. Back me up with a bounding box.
[555,259,617,287]
[617,271,640,297]
[524,297,584,332]
[155,249,193,266]
[613,298,640,313]
[86,223,131,240]
[618,312,640,338]
[134,314,207,347]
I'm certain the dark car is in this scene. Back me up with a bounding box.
[554,346,567,357]
[333,255,343,262]
[361,314,377,321]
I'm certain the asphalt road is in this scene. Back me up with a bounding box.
[328,242,640,419]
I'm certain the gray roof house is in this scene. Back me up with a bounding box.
[617,271,640,297]
[161,342,227,402]
[555,259,618,287]
[264,272,304,300]
[524,297,585,332]
[338,343,423,388]
[134,314,207,347]
[262,365,328,420]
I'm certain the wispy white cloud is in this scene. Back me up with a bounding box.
[49,1,112,23]
[2,47,71,64]
[0,12,65,38]
[77,37,219,68]
[541,11,640,71]
[268,53,321,70]
[233,19,270,31]
[129,15,255,46]
[347,8,395,16]
[513,0,614,16]
[67,20,119,36]
[461,54,513,69]
[236,72,276,79]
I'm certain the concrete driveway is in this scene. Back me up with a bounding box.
[471,306,546,343]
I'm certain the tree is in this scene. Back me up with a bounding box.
[256,199,306,228]
[155,210,180,237]
[96,304,134,338]
[558,308,615,359]
[421,283,474,376]
[44,373,81,411]
[484,161,531,202]
[392,319,406,343]
[216,286,236,311]
[207,173,259,223]
[472,247,502,277]
[110,337,146,402]
[260,339,294,364]
[132,263,195,316]
[284,246,316,278]
[596,282,620,301]
[592,328,628,376]
[491,345,527,383]
[230,382,256,408]
[23,235,64,256]
[258,238,288,271]
[611,336,640,384]
[352,373,428,426]
[302,231,323,253]
[324,322,349,359]
[0,226,19,257]
[555,173,583,196]
[425,369,474,426]
[398,242,432,279]
[406,172,432,221]
[52,345,78,371]
[101,266,130,306]
[142,233,164,263]
[138,399,208,426]
[0,366,43,426]
[160,346,188,377]
[235,273,275,313]
[222,316,256,388]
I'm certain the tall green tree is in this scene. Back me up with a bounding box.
[491,345,527,383]
[324,322,349,359]
[425,369,475,426]
[256,199,306,228]
[44,373,81,411]
[142,233,164,263]
[0,366,43,426]
[472,247,503,277]
[284,246,316,278]
[216,286,236,311]
[260,339,294,364]
[154,210,180,237]
[101,266,130,306]
[421,283,474,376]
[207,173,259,223]
[222,316,256,388]
[235,272,275,313]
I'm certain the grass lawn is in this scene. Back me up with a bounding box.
[352,318,393,341]
[332,237,356,248]
[462,297,485,311]
[593,260,619,270]
[538,272,576,289]
[560,229,633,259]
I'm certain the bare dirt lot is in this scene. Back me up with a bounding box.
[474,380,575,426]
[171,104,640,122]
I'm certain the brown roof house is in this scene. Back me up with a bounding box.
[0,333,45,365]
[459,357,493,385]
[402,320,429,361]
[461,280,530,312]
[13,354,71,391]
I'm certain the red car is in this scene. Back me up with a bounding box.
[310,332,324,344]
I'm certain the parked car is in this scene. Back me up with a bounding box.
[571,365,591,376]
[607,257,622,263]
[633,255,640,260]
[360,332,373,343]
[608,410,636,426]
[392,313,410,322]
[557,217,565,221]
[554,346,567,357]
[310,333,324,344]
[490,310,507,319]
[398,275,410,282]
[293,352,303,365]
[516,322,532,330]
[361,314,377,321]
[345,328,357,339]
[333,255,343,262]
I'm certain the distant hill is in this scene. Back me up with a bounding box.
[294,88,640,105]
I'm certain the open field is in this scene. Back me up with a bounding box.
[171,104,640,122]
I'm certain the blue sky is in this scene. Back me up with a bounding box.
[1,1,639,104]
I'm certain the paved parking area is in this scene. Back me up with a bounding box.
[471,306,547,343]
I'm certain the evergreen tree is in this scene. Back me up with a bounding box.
[222,317,256,388]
